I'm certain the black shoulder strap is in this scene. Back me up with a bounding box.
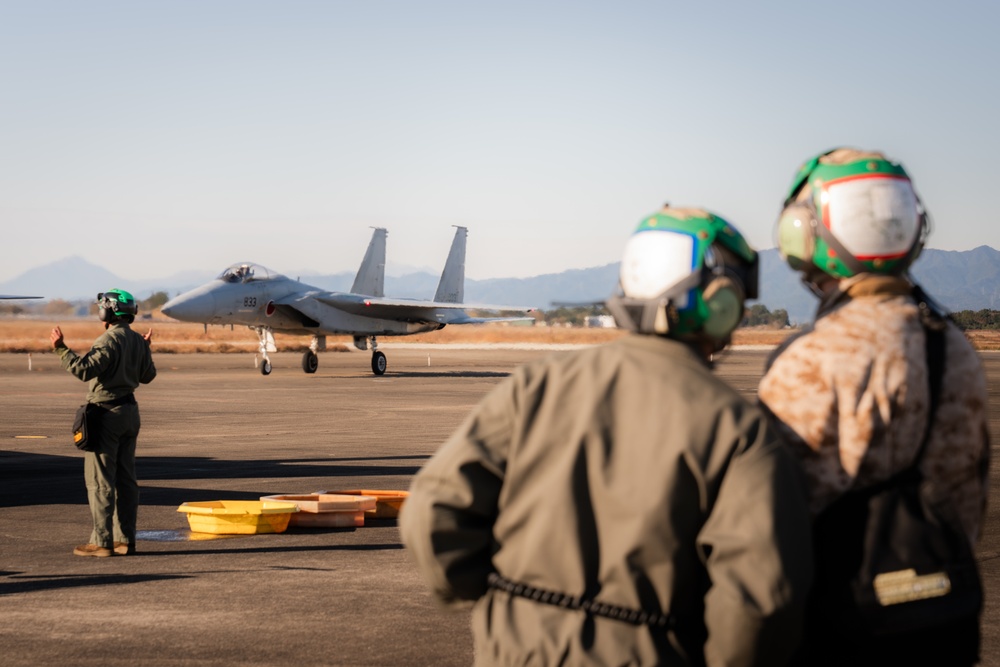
[912,284,947,467]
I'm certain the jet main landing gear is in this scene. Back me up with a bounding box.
[302,351,318,373]
[301,335,325,374]
[372,350,387,375]
[366,336,387,376]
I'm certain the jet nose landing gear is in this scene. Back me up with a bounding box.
[255,326,277,376]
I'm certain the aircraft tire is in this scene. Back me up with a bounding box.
[302,351,318,374]
[261,359,272,376]
[372,351,387,376]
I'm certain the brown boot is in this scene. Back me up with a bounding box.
[73,544,113,557]
[113,542,136,556]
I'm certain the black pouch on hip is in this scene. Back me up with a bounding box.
[72,403,102,452]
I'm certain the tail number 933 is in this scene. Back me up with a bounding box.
[243,297,258,308]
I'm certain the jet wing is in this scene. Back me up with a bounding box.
[445,314,537,324]
[313,293,534,323]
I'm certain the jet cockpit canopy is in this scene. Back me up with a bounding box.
[217,263,282,284]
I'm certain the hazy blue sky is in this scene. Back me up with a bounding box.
[2,1,997,284]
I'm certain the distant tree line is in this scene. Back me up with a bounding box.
[0,299,75,317]
[8,297,998,331]
[143,291,170,310]
[742,304,790,329]
[542,306,604,327]
[951,309,1000,330]
[540,303,791,329]
[0,291,171,318]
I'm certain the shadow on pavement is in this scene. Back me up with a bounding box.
[381,370,511,379]
[0,451,427,508]
[138,542,406,558]
[0,573,192,596]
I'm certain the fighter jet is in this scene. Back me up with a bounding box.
[161,227,534,375]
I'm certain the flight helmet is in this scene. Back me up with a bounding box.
[97,289,138,323]
[777,147,928,281]
[606,206,758,351]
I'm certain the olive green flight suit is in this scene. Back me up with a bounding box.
[57,322,156,549]
[401,334,813,667]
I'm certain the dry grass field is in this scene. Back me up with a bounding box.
[1,315,995,354]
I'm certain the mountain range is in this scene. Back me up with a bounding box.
[3,247,999,325]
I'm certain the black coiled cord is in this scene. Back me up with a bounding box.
[487,572,673,628]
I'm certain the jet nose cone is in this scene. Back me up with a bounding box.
[161,287,218,322]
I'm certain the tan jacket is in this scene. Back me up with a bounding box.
[758,277,989,545]
[400,335,812,667]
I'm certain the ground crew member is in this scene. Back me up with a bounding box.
[51,289,156,557]
[400,207,813,666]
[758,148,989,665]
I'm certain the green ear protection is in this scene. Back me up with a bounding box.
[701,275,744,341]
[777,148,928,280]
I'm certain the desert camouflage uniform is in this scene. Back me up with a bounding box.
[758,275,989,546]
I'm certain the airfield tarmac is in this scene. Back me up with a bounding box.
[1,346,999,666]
